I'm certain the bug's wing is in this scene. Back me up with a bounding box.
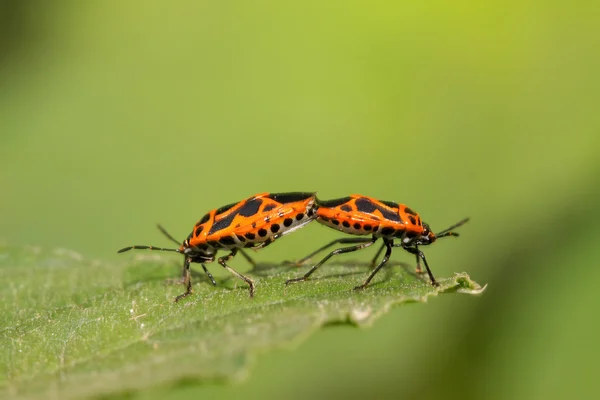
[205,200,314,242]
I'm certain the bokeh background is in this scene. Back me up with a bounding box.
[1,1,599,399]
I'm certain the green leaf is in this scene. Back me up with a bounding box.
[0,245,485,399]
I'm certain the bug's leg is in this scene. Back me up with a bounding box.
[354,240,393,290]
[369,243,387,268]
[399,245,438,286]
[286,237,374,267]
[238,249,257,267]
[414,252,423,274]
[218,249,256,297]
[201,264,216,286]
[286,237,377,284]
[174,257,193,302]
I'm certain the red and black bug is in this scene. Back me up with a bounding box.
[285,195,469,290]
[119,192,317,301]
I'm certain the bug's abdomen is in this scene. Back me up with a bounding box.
[235,203,316,248]
[316,206,382,236]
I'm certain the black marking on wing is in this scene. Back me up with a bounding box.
[197,213,211,226]
[207,198,266,235]
[355,197,377,213]
[404,207,417,216]
[262,203,277,212]
[340,204,352,212]
[380,199,400,209]
[267,192,314,204]
[215,201,238,216]
[317,197,352,208]
[376,204,401,222]
[208,211,237,235]
[355,197,401,222]
[238,198,263,217]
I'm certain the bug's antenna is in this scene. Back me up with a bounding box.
[157,224,181,246]
[117,245,181,254]
[436,217,470,238]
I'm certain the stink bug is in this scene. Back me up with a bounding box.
[119,192,317,301]
[285,195,469,290]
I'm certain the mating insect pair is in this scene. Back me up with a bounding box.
[118,192,469,301]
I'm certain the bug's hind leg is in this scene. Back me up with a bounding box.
[218,249,256,297]
[355,240,393,290]
[238,248,258,267]
[285,237,374,267]
[369,243,387,268]
[286,237,377,285]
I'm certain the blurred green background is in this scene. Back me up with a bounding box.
[1,1,599,399]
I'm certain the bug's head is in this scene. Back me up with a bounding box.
[183,244,216,263]
[416,223,437,245]
[415,218,470,246]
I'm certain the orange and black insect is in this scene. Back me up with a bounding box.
[285,195,469,290]
[119,192,317,301]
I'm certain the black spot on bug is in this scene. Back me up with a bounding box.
[380,199,400,209]
[208,212,237,235]
[283,218,293,227]
[262,203,277,212]
[239,198,263,217]
[340,204,352,212]
[197,213,211,225]
[252,222,257,229]
[332,219,340,225]
[219,236,236,246]
[258,228,268,237]
[353,223,361,230]
[404,207,417,216]
[318,197,352,207]
[381,227,395,236]
[270,224,280,233]
[215,202,238,215]
[355,198,377,214]
[408,216,417,225]
[364,224,372,231]
[236,234,245,242]
[372,225,379,233]
[320,215,330,222]
[194,225,204,237]
[267,192,314,204]
[342,221,351,228]
[356,198,401,222]
[375,204,401,222]
[245,232,256,240]
[307,207,315,217]
[295,213,304,221]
